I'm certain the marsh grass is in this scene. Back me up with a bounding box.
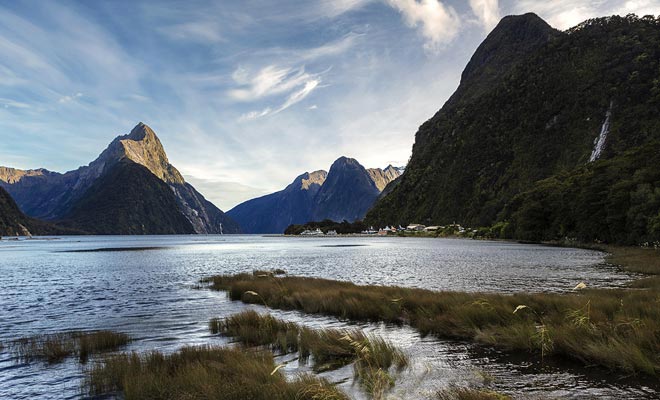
[436,387,511,400]
[84,345,348,400]
[11,330,130,364]
[202,264,660,375]
[215,310,407,397]
[605,246,660,275]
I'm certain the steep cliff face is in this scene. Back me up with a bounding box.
[312,157,381,223]
[0,186,33,236]
[367,165,402,191]
[59,160,196,235]
[366,14,660,236]
[0,123,239,234]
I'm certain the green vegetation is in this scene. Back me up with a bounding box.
[366,14,660,246]
[285,219,367,235]
[503,141,660,244]
[84,345,348,400]
[214,310,407,397]
[202,262,660,376]
[10,330,131,364]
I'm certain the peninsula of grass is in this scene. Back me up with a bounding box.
[11,330,131,364]
[213,310,408,397]
[84,345,348,400]
[201,247,660,376]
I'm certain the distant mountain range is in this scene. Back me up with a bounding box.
[227,157,401,233]
[0,123,240,235]
[366,13,660,244]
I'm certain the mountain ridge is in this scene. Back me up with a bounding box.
[227,157,401,233]
[0,123,239,234]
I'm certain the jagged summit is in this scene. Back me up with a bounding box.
[112,122,185,184]
[127,122,152,140]
[299,170,327,191]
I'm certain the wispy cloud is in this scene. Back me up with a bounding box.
[228,65,317,101]
[385,0,461,50]
[239,78,321,121]
[0,97,30,109]
[159,20,224,42]
[230,64,322,120]
[58,92,83,104]
[469,0,501,31]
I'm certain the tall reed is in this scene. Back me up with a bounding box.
[10,330,130,364]
[84,345,348,400]
[214,310,408,397]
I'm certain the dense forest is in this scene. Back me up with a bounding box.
[367,14,660,245]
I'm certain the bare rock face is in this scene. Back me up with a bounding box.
[367,165,402,191]
[300,170,327,191]
[0,123,239,234]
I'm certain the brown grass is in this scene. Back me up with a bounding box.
[201,262,660,376]
[84,345,348,400]
[436,387,511,400]
[605,246,660,275]
[215,310,407,397]
[10,330,131,364]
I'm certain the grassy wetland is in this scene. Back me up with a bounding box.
[213,310,408,397]
[201,246,660,377]
[84,345,349,400]
[9,330,131,364]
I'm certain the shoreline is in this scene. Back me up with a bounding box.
[202,245,660,378]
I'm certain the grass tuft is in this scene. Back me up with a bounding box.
[84,345,348,400]
[10,330,130,364]
[214,310,408,397]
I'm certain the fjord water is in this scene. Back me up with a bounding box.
[0,235,656,399]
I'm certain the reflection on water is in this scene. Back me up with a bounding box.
[0,235,655,399]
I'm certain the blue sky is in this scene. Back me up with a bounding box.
[1,0,659,209]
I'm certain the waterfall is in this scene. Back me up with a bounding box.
[589,101,613,162]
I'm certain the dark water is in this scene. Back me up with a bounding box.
[0,235,655,399]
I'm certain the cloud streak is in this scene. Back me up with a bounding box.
[386,0,461,50]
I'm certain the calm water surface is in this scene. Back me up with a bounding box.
[0,235,655,399]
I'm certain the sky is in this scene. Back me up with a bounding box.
[1,0,659,210]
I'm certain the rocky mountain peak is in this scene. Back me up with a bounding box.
[116,123,185,184]
[367,165,402,192]
[126,122,156,141]
[300,170,327,191]
[331,156,360,169]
